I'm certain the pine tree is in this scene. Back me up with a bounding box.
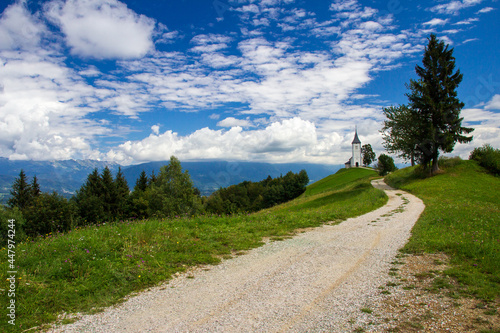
[134,170,149,192]
[31,175,41,198]
[75,168,104,224]
[100,166,116,221]
[9,170,32,210]
[407,34,473,173]
[148,170,157,187]
[114,167,130,218]
[83,169,102,196]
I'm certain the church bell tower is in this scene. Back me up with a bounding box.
[352,126,361,167]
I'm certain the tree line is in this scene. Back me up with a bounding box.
[205,170,309,215]
[1,156,309,242]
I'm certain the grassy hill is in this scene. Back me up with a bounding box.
[385,159,500,300]
[0,167,385,332]
[303,167,377,197]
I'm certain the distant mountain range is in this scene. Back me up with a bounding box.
[0,158,341,202]
[0,158,121,203]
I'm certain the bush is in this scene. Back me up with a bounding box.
[438,156,463,169]
[0,206,27,246]
[378,154,397,176]
[22,192,77,236]
[469,144,500,176]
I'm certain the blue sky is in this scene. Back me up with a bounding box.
[0,0,498,165]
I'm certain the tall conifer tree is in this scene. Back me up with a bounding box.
[31,175,41,198]
[407,34,473,173]
[114,167,130,218]
[134,170,149,192]
[9,169,32,210]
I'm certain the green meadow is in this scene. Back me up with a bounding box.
[385,159,500,300]
[0,168,385,332]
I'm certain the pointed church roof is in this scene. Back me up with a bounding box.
[352,128,361,144]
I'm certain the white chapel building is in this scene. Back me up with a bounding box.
[345,128,362,168]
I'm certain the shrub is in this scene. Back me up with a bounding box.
[438,156,463,169]
[22,192,77,236]
[469,144,500,176]
[378,154,397,176]
[0,206,27,246]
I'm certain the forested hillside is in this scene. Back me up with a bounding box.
[0,158,338,202]
[1,157,312,243]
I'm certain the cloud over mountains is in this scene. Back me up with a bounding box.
[0,0,498,164]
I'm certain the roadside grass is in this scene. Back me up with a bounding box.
[385,160,500,300]
[0,168,386,332]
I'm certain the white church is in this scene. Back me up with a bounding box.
[344,128,362,168]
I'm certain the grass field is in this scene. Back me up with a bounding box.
[0,167,385,332]
[385,159,500,301]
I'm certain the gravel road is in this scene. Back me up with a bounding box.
[50,179,425,333]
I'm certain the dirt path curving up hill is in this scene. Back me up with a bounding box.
[49,179,425,333]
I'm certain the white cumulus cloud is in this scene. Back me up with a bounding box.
[45,0,156,59]
[106,118,319,165]
[0,1,46,50]
[217,117,254,128]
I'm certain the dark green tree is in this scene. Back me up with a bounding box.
[378,154,397,176]
[74,168,105,224]
[406,34,473,173]
[204,170,308,215]
[8,169,32,210]
[31,175,41,198]
[82,168,102,196]
[130,170,150,219]
[134,170,149,192]
[146,156,202,217]
[361,144,376,166]
[148,170,157,187]
[100,166,116,221]
[23,192,76,236]
[381,105,422,166]
[114,167,130,219]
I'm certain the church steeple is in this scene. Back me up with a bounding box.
[352,126,361,144]
[351,126,362,168]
